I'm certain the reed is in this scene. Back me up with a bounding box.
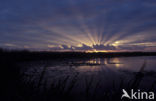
[1,53,156,101]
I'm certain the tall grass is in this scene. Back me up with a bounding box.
[2,56,156,101]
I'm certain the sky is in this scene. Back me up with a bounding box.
[0,0,156,52]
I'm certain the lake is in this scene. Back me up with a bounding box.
[19,56,156,100]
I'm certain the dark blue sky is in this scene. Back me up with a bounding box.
[0,0,156,51]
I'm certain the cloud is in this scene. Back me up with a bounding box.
[118,45,145,51]
[74,44,92,50]
[4,43,17,47]
[93,44,116,50]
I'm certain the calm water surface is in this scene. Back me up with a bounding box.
[20,56,156,94]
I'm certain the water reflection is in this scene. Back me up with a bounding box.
[74,57,140,72]
[74,56,156,72]
[20,56,156,90]
[21,56,156,75]
[17,56,156,101]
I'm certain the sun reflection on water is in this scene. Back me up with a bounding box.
[75,58,123,72]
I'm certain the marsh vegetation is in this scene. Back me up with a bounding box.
[1,50,156,101]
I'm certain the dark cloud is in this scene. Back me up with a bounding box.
[93,44,116,50]
[74,44,92,50]
[118,45,145,51]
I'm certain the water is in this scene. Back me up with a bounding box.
[19,56,156,99]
